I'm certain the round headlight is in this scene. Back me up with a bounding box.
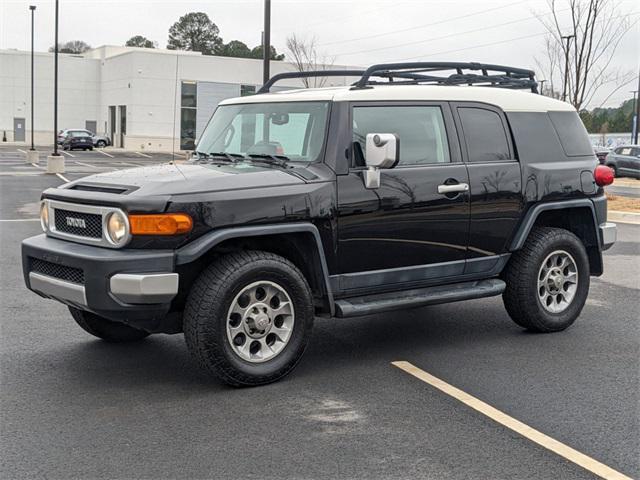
[40,201,49,232]
[106,211,128,245]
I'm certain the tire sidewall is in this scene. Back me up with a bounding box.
[530,234,590,330]
[188,255,314,384]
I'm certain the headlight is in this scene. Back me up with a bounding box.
[40,201,49,232]
[106,211,129,246]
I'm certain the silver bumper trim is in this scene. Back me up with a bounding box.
[599,222,617,250]
[29,272,87,306]
[110,273,179,304]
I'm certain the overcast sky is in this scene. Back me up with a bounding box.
[1,0,638,108]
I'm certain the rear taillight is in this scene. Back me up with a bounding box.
[594,164,614,187]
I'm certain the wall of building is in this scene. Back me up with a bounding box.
[0,46,355,151]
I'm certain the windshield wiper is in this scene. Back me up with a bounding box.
[246,153,290,167]
[193,151,244,163]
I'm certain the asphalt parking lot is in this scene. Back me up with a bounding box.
[0,147,638,480]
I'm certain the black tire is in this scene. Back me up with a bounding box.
[88,147,93,151]
[606,164,617,177]
[183,250,314,387]
[69,307,150,342]
[502,227,590,332]
[96,140,106,148]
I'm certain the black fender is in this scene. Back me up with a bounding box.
[175,223,335,316]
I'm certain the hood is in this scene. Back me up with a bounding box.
[64,162,306,196]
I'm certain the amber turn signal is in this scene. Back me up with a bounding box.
[128,213,193,235]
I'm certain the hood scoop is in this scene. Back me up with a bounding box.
[68,183,137,195]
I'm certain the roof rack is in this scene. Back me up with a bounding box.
[258,62,538,94]
[352,62,538,93]
[256,68,449,94]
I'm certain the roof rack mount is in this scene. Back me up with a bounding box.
[259,62,538,94]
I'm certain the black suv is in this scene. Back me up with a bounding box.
[22,63,617,386]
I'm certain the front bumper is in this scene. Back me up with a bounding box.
[22,234,178,330]
[599,222,617,250]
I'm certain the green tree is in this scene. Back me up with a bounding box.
[48,40,91,54]
[167,12,223,55]
[250,45,285,61]
[125,35,157,48]
[221,40,252,58]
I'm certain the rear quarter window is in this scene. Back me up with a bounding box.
[548,111,593,157]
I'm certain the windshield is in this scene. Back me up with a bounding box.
[196,102,330,163]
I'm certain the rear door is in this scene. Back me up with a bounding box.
[335,102,470,293]
[451,103,522,273]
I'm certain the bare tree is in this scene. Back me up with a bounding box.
[285,34,335,88]
[535,0,637,110]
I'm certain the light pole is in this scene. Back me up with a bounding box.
[26,5,39,163]
[560,34,575,103]
[263,0,271,85]
[634,70,640,144]
[47,0,64,173]
[631,90,638,144]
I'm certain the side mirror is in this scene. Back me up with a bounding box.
[363,133,399,189]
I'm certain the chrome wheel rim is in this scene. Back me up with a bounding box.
[226,280,295,363]
[537,250,578,314]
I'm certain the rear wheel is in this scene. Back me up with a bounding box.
[69,307,150,342]
[183,250,314,387]
[96,140,106,148]
[502,227,590,332]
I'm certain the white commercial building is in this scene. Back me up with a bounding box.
[0,46,352,151]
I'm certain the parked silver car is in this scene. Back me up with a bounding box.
[57,129,111,148]
[605,145,640,179]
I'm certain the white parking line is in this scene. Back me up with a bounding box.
[119,162,141,167]
[17,149,27,154]
[73,161,100,169]
[60,150,75,158]
[392,361,632,480]
[97,149,114,157]
[31,163,44,170]
[56,173,70,182]
[134,151,152,158]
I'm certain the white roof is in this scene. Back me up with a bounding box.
[219,84,575,113]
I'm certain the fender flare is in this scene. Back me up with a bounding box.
[175,223,335,316]
[509,199,600,251]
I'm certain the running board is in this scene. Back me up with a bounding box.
[334,278,506,318]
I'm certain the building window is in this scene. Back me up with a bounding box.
[241,84,256,97]
[180,81,197,150]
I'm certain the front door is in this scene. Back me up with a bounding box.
[335,103,470,294]
[13,118,25,142]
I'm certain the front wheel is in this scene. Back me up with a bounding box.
[502,227,590,332]
[96,140,106,148]
[183,251,314,387]
[69,307,150,342]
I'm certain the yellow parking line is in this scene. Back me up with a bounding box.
[392,361,632,480]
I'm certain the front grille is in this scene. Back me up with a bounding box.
[54,208,102,238]
[30,258,85,284]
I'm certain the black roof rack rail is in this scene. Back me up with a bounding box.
[257,70,365,94]
[352,62,538,93]
[257,69,446,94]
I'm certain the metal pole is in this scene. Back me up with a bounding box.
[53,0,59,156]
[29,5,36,151]
[561,34,574,103]
[634,71,640,144]
[538,79,546,96]
[631,90,638,144]
[263,0,271,85]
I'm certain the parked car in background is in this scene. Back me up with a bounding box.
[605,145,640,178]
[57,129,111,148]
[593,146,610,164]
[61,131,94,151]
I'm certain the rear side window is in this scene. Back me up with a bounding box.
[458,107,511,162]
[548,111,593,157]
[352,105,450,166]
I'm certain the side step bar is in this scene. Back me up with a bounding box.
[334,278,506,318]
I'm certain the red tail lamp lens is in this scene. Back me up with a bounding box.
[594,165,614,187]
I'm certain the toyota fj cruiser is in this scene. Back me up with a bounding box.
[22,62,617,386]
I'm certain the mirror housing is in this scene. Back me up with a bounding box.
[364,133,399,188]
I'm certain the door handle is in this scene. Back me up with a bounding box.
[437,183,469,194]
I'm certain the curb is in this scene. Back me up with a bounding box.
[608,210,640,225]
